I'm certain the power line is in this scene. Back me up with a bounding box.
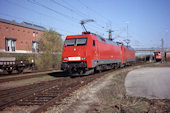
[60,0,93,19]
[78,0,111,24]
[6,0,65,23]
[6,0,80,30]
[8,0,86,34]
[3,0,79,34]
[51,0,105,31]
[76,0,111,33]
[28,0,79,21]
[29,0,102,33]
[51,0,87,19]
[3,0,107,36]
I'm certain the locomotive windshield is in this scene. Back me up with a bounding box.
[64,38,87,46]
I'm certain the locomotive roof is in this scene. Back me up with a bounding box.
[83,32,118,46]
[67,32,134,48]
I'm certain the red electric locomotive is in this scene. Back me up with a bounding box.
[154,52,162,62]
[61,32,135,75]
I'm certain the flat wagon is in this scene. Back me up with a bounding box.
[0,57,34,74]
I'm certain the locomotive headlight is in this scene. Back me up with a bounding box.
[81,57,86,60]
[64,58,68,60]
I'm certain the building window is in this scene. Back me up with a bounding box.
[32,41,39,52]
[5,38,16,52]
[33,32,38,38]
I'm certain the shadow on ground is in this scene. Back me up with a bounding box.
[48,71,70,77]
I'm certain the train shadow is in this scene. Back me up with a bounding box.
[48,71,70,77]
[48,71,94,78]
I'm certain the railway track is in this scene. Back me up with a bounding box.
[0,70,62,83]
[0,69,110,113]
[0,62,148,113]
[0,69,59,77]
[0,79,65,104]
[0,74,48,83]
[0,78,70,110]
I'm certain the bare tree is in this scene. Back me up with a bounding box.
[36,29,63,69]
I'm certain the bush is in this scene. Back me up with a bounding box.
[35,29,63,70]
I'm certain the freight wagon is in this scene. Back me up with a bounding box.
[0,57,34,74]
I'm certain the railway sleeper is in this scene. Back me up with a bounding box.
[36,95,59,97]
[18,100,50,103]
[35,95,56,98]
[32,97,54,100]
[17,103,44,106]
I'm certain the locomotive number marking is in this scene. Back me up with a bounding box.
[68,57,81,61]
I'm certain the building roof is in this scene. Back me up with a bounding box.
[0,18,46,31]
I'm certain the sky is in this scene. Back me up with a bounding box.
[0,0,170,49]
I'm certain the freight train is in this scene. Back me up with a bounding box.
[61,32,136,75]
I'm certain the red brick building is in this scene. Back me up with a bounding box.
[0,18,46,53]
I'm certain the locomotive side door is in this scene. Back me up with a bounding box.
[91,39,100,68]
[121,45,125,64]
[92,40,99,59]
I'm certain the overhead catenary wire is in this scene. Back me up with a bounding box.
[3,0,110,36]
[76,0,113,35]
[51,0,105,31]
[28,0,102,33]
[4,0,81,34]
[5,0,75,26]
[78,0,111,24]
[51,0,87,19]
[28,0,79,22]
[59,0,105,28]
[6,0,68,24]
[61,0,93,19]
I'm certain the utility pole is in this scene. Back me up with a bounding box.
[161,38,164,50]
[161,38,164,62]
[165,29,168,49]
[107,29,114,40]
[126,21,129,40]
[124,21,130,47]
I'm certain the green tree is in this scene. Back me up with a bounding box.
[36,29,63,69]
